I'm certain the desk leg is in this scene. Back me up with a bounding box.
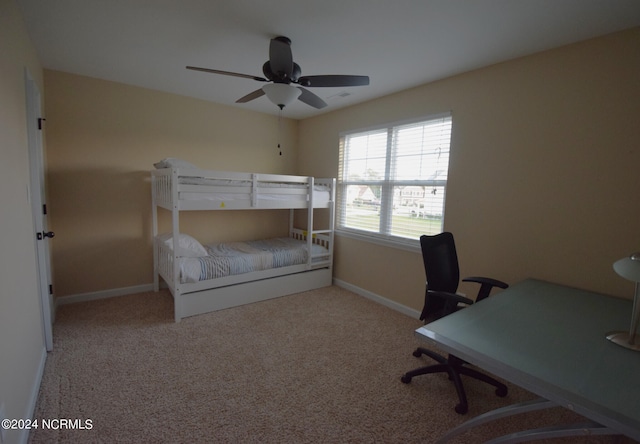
[486,421,616,444]
[436,398,558,444]
[436,397,619,443]
[436,398,556,443]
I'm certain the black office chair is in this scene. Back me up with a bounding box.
[401,232,509,414]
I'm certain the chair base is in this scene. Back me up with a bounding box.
[401,347,508,414]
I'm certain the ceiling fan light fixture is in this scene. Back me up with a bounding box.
[262,83,301,109]
[187,36,368,110]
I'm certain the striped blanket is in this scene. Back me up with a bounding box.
[179,237,326,283]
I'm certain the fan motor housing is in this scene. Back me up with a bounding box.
[263,61,301,83]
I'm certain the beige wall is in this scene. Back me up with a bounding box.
[0,0,47,440]
[44,71,299,296]
[298,28,640,310]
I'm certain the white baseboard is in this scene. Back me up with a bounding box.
[333,278,421,319]
[21,347,47,444]
[56,283,157,307]
[55,280,421,321]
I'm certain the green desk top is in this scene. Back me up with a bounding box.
[416,278,640,440]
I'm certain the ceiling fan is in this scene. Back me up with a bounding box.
[187,36,370,110]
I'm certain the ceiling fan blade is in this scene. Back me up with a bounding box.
[186,66,268,82]
[236,88,265,103]
[269,37,293,80]
[297,87,327,109]
[297,75,370,88]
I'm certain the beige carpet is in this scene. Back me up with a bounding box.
[29,286,629,443]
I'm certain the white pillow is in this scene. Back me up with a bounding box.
[157,233,208,257]
[153,158,198,169]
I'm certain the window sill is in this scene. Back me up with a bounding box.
[335,229,421,254]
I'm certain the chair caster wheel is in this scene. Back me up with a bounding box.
[454,404,468,415]
[412,349,422,358]
[401,375,412,384]
[495,387,508,397]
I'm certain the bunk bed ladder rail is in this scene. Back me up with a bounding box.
[307,176,314,270]
[299,177,335,270]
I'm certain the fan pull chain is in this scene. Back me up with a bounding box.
[277,109,283,156]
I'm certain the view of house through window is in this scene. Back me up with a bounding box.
[337,114,452,243]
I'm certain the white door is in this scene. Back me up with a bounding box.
[25,69,54,352]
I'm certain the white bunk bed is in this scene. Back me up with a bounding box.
[151,165,335,321]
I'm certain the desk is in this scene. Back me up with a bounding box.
[416,279,640,443]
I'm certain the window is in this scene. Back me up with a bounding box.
[337,113,452,246]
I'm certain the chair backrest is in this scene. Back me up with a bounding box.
[419,232,461,322]
[420,232,460,294]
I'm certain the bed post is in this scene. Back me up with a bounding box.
[329,178,336,271]
[329,177,337,273]
[172,168,182,322]
[306,176,314,269]
[152,173,159,292]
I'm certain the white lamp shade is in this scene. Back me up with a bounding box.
[613,253,640,282]
[262,83,301,108]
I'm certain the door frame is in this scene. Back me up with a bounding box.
[25,68,54,352]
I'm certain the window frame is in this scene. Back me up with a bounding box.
[336,113,452,251]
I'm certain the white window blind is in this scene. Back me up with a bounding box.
[337,114,452,244]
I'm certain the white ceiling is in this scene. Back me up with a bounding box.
[16,0,640,120]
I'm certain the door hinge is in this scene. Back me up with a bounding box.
[38,118,46,130]
[49,284,53,295]
[43,204,47,215]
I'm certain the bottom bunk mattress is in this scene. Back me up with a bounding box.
[178,237,328,284]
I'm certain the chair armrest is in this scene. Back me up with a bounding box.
[420,290,474,322]
[428,290,474,306]
[462,276,509,302]
[463,276,509,289]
